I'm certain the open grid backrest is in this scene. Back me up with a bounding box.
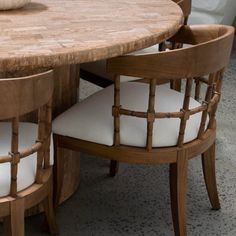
[0,70,53,197]
[107,25,234,151]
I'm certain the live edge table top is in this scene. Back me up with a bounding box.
[0,0,183,72]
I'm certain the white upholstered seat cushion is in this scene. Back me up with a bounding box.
[53,82,204,148]
[129,44,160,55]
[0,122,53,198]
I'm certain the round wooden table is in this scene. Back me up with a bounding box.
[0,0,183,211]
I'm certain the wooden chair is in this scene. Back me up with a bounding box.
[80,0,192,87]
[52,24,234,235]
[0,71,57,236]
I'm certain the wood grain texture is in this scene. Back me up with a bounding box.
[201,143,221,210]
[0,71,53,120]
[107,26,235,80]
[53,134,81,207]
[52,66,81,206]
[0,0,183,72]
[3,198,25,236]
[170,150,188,236]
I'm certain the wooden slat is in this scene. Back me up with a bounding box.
[10,117,20,197]
[36,106,47,184]
[194,77,201,101]
[208,69,224,129]
[177,78,193,147]
[44,101,52,169]
[146,79,157,151]
[113,75,121,146]
[198,73,215,138]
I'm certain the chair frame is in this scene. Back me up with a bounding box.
[0,71,57,236]
[54,24,234,236]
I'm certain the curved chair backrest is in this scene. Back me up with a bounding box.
[179,0,192,22]
[107,25,234,150]
[0,70,54,197]
[173,0,191,23]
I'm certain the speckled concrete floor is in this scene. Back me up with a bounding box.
[1,39,236,236]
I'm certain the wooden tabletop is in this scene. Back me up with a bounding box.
[0,0,183,72]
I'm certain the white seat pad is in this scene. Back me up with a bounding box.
[129,44,159,55]
[53,83,203,148]
[0,122,53,198]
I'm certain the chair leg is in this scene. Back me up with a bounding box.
[3,198,25,236]
[43,186,58,235]
[202,143,221,210]
[109,160,119,177]
[169,151,188,236]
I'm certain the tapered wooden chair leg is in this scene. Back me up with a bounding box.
[202,143,221,210]
[43,187,58,235]
[169,151,188,236]
[3,199,25,236]
[109,160,119,177]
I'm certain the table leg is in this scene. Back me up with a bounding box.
[52,65,81,204]
[52,65,78,117]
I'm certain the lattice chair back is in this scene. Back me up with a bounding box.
[0,70,54,197]
[107,25,234,151]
